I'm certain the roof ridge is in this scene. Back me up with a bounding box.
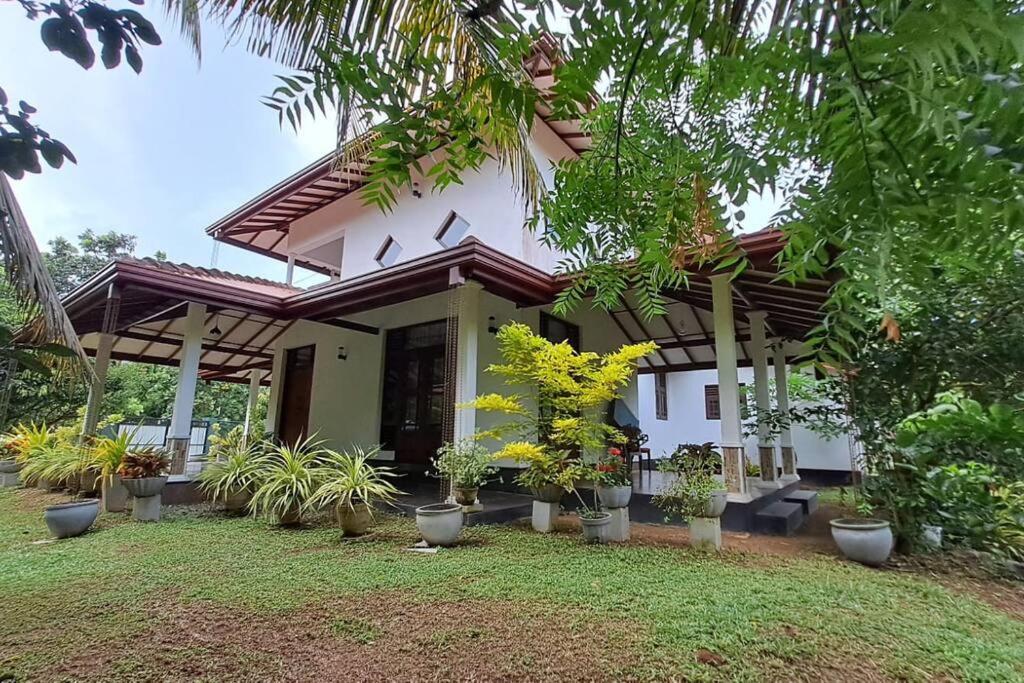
[122,256,300,290]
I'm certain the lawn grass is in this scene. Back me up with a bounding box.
[1,488,1022,682]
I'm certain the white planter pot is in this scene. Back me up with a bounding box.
[416,503,463,547]
[830,518,893,567]
[596,485,632,509]
[580,512,612,544]
[102,474,130,513]
[702,491,728,518]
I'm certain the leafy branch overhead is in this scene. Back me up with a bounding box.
[1,0,164,180]
[174,0,1024,366]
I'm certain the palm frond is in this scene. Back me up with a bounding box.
[0,177,89,378]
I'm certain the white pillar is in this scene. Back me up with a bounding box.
[167,301,206,474]
[773,342,799,481]
[243,369,261,439]
[710,274,748,499]
[82,332,113,437]
[454,281,481,442]
[749,312,779,489]
[285,254,296,286]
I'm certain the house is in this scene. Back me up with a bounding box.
[61,50,852,529]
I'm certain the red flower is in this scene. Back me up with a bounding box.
[597,464,615,473]
[607,447,622,457]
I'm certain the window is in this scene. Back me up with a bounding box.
[375,235,402,268]
[435,212,470,248]
[655,373,668,420]
[539,312,580,350]
[704,383,747,420]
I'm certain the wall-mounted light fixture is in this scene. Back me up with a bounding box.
[488,316,499,335]
[411,181,422,199]
[337,346,348,361]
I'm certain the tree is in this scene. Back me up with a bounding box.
[44,230,137,295]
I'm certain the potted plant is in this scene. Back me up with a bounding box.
[594,447,632,509]
[43,499,100,539]
[415,502,465,547]
[305,446,402,536]
[118,448,170,522]
[745,458,762,491]
[654,444,728,550]
[196,439,263,512]
[7,423,56,489]
[431,439,496,506]
[248,435,328,526]
[90,431,135,512]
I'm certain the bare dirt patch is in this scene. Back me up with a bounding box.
[43,592,649,682]
[889,553,1024,621]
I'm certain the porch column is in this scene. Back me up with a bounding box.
[167,301,206,474]
[748,311,779,489]
[454,281,482,442]
[773,342,799,481]
[710,273,748,498]
[242,369,261,439]
[82,284,120,437]
[285,254,296,286]
[81,333,113,437]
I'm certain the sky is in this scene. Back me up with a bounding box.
[3,8,781,288]
[2,8,335,285]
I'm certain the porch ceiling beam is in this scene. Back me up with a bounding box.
[657,334,751,350]
[117,329,275,360]
[618,299,675,366]
[314,318,380,335]
[199,359,273,381]
[606,309,654,368]
[637,356,796,374]
[117,300,187,331]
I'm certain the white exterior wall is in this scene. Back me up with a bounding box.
[264,287,641,465]
[636,368,853,472]
[286,118,575,278]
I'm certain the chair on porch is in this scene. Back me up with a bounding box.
[606,400,651,474]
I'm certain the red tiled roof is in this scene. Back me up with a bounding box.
[121,257,300,299]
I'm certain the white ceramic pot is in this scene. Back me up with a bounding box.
[580,512,612,544]
[596,485,632,509]
[830,518,894,567]
[702,491,728,518]
[416,503,464,546]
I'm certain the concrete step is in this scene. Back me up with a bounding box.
[753,501,804,536]
[784,490,819,516]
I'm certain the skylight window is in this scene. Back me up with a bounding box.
[375,235,402,268]
[435,212,470,248]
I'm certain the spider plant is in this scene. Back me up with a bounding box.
[20,442,86,490]
[248,436,329,526]
[304,447,402,535]
[196,439,264,509]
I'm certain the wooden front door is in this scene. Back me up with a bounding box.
[380,320,447,465]
[277,345,315,446]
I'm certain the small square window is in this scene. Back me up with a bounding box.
[435,212,470,248]
[375,235,402,268]
[705,383,747,420]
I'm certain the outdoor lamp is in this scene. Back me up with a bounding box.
[337,346,348,361]
[488,316,499,334]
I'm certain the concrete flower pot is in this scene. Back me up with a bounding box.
[123,476,168,522]
[122,476,168,499]
[338,502,373,536]
[279,505,301,526]
[0,459,20,487]
[102,474,130,513]
[531,483,564,503]
[416,503,463,547]
[79,471,99,495]
[830,518,893,567]
[702,491,728,518]
[454,486,478,507]
[596,485,632,509]
[44,500,99,539]
[580,512,612,544]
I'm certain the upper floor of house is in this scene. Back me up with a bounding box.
[205,45,591,285]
